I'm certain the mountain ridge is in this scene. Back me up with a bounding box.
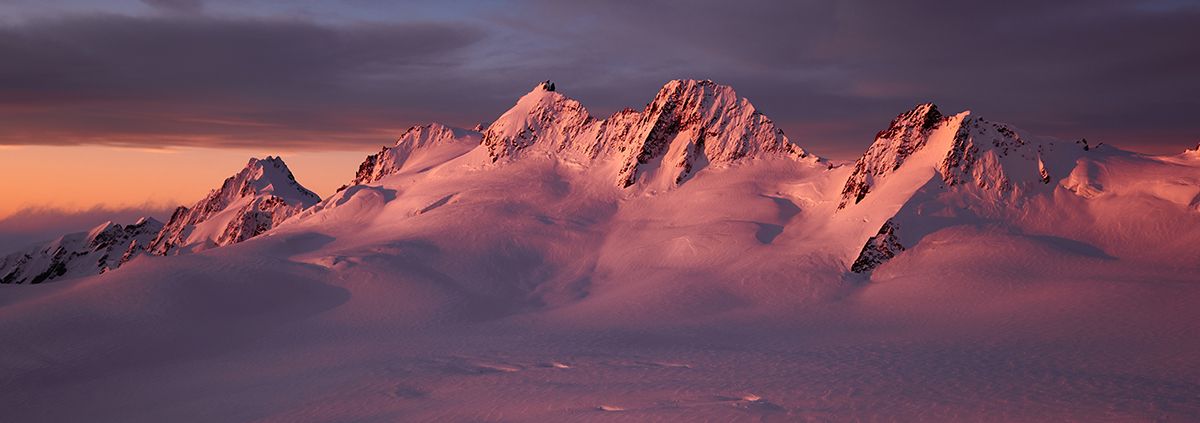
[148,156,320,256]
[4,80,1198,286]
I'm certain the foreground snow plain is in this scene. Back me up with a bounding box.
[2,81,1198,421]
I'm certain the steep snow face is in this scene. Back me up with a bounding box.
[346,123,481,187]
[148,156,320,255]
[0,217,162,284]
[481,81,595,162]
[482,79,815,189]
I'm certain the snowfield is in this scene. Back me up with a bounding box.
[2,80,1198,422]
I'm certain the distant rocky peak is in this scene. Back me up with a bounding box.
[614,79,811,188]
[481,81,594,162]
[836,103,951,209]
[147,156,320,256]
[221,156,319,206]
[475,79,814,187]
[878,102,944,139]
[1,217,163,284]
[346,122,481,187]
[649,79,738,108]
[840,103,1076,210]
[395,123,469,147]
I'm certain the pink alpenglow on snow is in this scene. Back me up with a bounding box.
[2,80,1199,422]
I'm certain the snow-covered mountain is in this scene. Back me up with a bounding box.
[0,217,162,284]
[839,103,1066,210]
[344,123,481,188]
[5,80,1197,289]
[2,80,1199,421]
[481,79,815,189]
[835,103,1200,273]
[148,156,320,255]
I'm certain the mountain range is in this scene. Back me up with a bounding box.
[5,79,1195,289]
[2,79,1199,421]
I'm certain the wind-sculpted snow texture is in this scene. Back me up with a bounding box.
[2,80,1200,421]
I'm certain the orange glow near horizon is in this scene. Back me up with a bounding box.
[0,145,371,220]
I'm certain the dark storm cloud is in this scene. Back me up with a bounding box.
[0,0,1196,156]
[141,0,204,14]
[0,12,486,149]
[489,0,1200,157]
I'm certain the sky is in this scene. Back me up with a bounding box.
[1,0,1198,250]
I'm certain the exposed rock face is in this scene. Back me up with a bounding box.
[480,79,813,188]
[938,116,1053,190]
[839,103,1072,211]
[346,123,481,188]
[850,219,904,273]
[148,156,320,255]
[839,103,1091,272]
[0,218,162,284]
[839,103,946,209]
[613,79,810,187]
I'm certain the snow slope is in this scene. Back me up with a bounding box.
[1,81,1198,421]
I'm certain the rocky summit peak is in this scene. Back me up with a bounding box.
[480,79,814,186]
[233,156,319,203]
[878,102,943,139]
[839,101,1078,213]
[482,81,593,162]
[147,156,320,256]
[838,103,955,209]
[613,78,811,187]
[346,123,481,187]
